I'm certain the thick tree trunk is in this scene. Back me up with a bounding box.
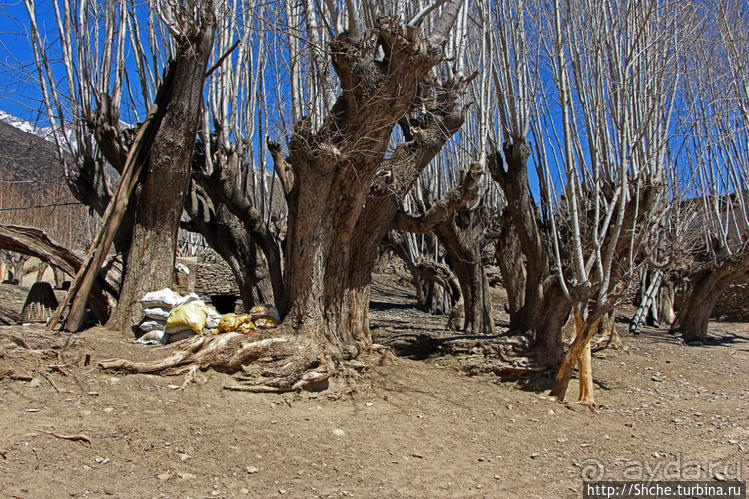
[532,280,570,369]
[108,12,216,332]
[674,269,731,343]
[434,209,495,335]
[495,215,525,315]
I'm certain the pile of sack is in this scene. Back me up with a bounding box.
[137,288,280,345]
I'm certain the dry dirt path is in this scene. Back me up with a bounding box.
[0,276,747,497]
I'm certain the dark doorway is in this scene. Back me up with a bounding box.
[211,294,237,314]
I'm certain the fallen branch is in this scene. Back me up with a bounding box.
[47,364,70,377]
[0,333,30,350]
[38,372,60,393]
[0,225,113,323]
[39,431,92,446]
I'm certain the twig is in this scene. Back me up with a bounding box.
[0,333,31,350]
[38,430,92,446]
[39,372,60,393]
[205,39,240,78]
[8,374,33,382]
[47,364,70,377]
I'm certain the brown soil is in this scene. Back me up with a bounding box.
[1,275,747,498]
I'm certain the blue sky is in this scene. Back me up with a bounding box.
[0,1,53,124]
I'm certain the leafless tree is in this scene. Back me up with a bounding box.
[536,0,695,403]
[672,0,749,343]
[93,0,484,390]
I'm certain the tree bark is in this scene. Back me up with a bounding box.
[489,140,570,362]
[182,188,270,310]
[495,214,525,315]
[434,207,495,335]
[657,277,676,326]
[108,7,216,332]
[674,269,733,343]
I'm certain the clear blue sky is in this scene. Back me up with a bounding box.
[0,1,54,124]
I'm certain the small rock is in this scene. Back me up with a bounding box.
[365,402,374,407]
[278,489,287,495]
[88,391,99,396]
[530,453,540,459]
[178,473,196,480]
[477,457,485,462]
[245,466,259,474]
[25,408,40,413]
[494,475,501,480]
[102,408,114,413]
[653,452,660,458]
[333,428,345,437]
[179,452,191,461]
[167,385,180,390]
[412,452,423,459]
[103,489,115,496]
[157,472,171,481]
[29,378,41,388]
[714,472,726,481]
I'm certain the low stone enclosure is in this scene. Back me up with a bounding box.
[193,250,241,314]
[711,284,749,322]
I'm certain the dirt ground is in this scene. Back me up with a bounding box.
[0,276,747,498]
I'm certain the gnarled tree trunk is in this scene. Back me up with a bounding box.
[490,140,569,365]
[434,206,495,335]
[495,215,525,316]
[108,7,216,332]
[674,266,745,343]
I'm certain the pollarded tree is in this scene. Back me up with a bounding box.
[100,1,484,390]
[480,0,572,365]
[538,0,696,403]
[673,0,749,343]
[25,0,218,331]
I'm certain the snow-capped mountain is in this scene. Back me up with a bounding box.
[0,110,80,154]
[0,110,48,137]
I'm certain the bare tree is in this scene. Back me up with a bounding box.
[536,0,694,403]
[99,1,483,390]
[673,0,749,343]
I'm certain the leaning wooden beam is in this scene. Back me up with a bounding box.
[49,61,177,332]
[0,224,113,323]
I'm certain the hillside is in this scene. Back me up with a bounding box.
[0,116,65,184]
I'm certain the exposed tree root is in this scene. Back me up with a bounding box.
[99,331,336,393]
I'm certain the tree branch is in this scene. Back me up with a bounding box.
[267,138,294,196]
[394,162,482,234]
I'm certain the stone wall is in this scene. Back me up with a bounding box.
[195,250,239,297]
[712,284,749,321]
